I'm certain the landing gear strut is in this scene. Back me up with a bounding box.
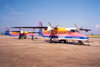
[78,40,83,45]
[59,40,67,43]
[18,34,27,39]
[49,38,53,43]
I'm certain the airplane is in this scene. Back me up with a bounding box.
[11,21,91,45]
[5,26,40,39]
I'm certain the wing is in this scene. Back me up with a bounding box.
[79,28,91,32]
[11,26,47,29]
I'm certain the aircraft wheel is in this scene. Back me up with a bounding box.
[63,40,66,43]
[78,40,83,45]
[49,38,52,43]
[59,40,66,43]
[24,36,26,39]
[18,36,22,39]
[18,37,21,39]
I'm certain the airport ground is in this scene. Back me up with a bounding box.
[0,35,100,67]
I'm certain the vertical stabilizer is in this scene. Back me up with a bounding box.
[5,26,9,32]
[5,26,11,35]
[39,20,43,36]
[39,20,42,27]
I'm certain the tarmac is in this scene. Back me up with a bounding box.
[0,35,100,67]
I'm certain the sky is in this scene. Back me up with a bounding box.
[0,0,100,34]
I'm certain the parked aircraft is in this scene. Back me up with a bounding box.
[5,26,39,39]
[11,21,91,45]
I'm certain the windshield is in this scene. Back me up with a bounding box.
[70,29,79,33]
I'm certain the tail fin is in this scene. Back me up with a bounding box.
[39,20,42,27]
[39,20,43,36]
[5,26,11,35]
[5,26,9,32]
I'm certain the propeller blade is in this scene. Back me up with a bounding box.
[54,25,59,29]
[75,24,78,29]
[47,22,53,31]
[49,22,52,27]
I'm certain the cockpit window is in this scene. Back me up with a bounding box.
[75,30,79,32]
[70,29,79,32]
[70,30,75,32]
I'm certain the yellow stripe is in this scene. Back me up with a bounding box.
[57,27,66,31]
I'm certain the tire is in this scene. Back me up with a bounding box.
[78,40,83,45]
[49,38,52,43]
[63,40,66,43]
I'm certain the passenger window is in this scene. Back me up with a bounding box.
[63,31,66,34]
[62,31,66,34]
[75,30,79,32]
[70,30,75,32]
[70,30,79,33]
[59,32,61,34]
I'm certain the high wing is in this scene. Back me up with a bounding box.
[11,26,47,29]
[9,31,20,32]
[74,24,91,32]
[8,31,39,33]
[79,28,91,32]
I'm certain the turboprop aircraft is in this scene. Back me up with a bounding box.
[11,21,91,45]
[5,26,39,39]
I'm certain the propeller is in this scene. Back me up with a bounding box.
[47,22,58,31]
[49,22,52,27]
[74,24,91,32]
[75,24,78,29]
[74,24,82,29]
[55,25,59,29]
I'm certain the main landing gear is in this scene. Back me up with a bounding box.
[49,38,53,43]
[78,40,89,46]
[49,38,89,46]
[49,38,67,43]
[18,33,27,39]
[59,40,67,43]
[78,40,84,45]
